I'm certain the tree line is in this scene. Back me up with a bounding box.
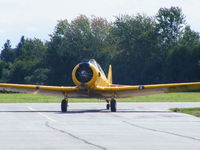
[0,7,200,86]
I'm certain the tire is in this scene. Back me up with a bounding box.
[61,99,68,112]
[110,99,116,112]
[106,104,110,110]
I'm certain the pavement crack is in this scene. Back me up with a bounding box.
[45,122,107,150]
[123,121,200,142]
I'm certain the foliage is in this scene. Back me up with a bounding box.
[0,37,47,84]
[156,7,186,49]
[46,15,113,85]
[0,7,200,85]
[110,14,161,84]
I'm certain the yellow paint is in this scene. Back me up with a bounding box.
[107,65,112,84]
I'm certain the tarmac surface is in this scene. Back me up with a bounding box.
[0,102,200,150]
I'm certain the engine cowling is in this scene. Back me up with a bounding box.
[72,62,98,87]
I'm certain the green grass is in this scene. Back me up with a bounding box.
[171,108,200,117]
[0,94,60,103]
[119,92,200,102]
[0,92,200,103]
[0,93,104,103]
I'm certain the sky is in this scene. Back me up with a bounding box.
[0,0,200,48]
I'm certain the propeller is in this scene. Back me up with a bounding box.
[75,63,93,83]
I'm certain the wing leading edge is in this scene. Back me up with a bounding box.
[0,83,79,98]
[94,82,200,98]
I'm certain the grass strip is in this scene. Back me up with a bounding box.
[0,92,200,103]
[171,107,200,117]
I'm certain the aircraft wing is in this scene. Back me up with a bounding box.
[94,82,200,98]
[1,82,200,99]
[0,83,79,98]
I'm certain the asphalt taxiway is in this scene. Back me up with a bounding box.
[0,102,200,150]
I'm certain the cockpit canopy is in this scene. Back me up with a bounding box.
[88,59,106,77]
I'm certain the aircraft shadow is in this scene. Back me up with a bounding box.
[0,110,59,113]
[0,109,172,114]
[57,109,172,114]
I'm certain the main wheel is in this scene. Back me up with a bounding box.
[61,99,68,112]
[106,104,110,110]
[110,99,117,112]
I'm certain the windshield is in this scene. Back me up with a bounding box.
[89,59,106,77]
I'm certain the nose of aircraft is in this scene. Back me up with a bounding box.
[75,63,93,83]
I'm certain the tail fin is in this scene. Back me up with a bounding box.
[107,65,112,84]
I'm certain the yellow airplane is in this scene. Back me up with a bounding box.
[0,59,200,112]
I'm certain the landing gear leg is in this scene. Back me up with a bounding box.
[61,99,68,112]
[106,100,110,110]
[110,99,117,112]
